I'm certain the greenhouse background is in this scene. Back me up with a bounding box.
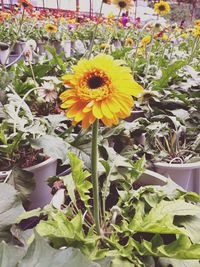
[1,0,200,20]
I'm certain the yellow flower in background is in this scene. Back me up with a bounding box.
[141,35,151,47]
[67,19,76,24]
[162,33,169,42]
[44,23,58,33]
[181,33,189,39]
[136,47,145,56]
[193,26,200,37]
[100,43,110,50]
[107,12,115,20]
[112,0,134,11]
[0,12,11,20]
[154,1,170,15]
[194,20,200,27]
[60,54,143,128]
[125,38,134,47]
[60,17,65,23]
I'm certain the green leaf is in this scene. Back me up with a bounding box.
[68,152,92,206]
[110,257,136,267]
[175,216,200,243]
[19,232,97,267]
[31,135,69,162]
[0,241,25,267]
[7,167,35,202]
[0,183,24,233]
[153,60,186,90]
[158,257,200,267]
[158,235,200,259]
[129,199,200,235]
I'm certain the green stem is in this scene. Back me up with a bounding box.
[144,27,156,85]
[188,36,200,64]
[91,119,101,235]
[87,1,104,59]
[102,9,122,54]
[28,57,37,86]
[132,21,153,76]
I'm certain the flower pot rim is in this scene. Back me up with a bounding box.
[0,157,57,177]
[24,157,57,171]
[155,161,200,170]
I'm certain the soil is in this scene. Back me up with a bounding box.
[0,147,49,172]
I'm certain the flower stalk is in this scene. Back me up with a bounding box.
[91,119,101,235]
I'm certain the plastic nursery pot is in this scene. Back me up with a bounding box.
[124,110,145,123]
[53,41,63,54]
[0,158,57,209]
[154,161,200,193]
[24,157,57,210]
[62,39,72,58]
[37,42,46,54]
[0,45,10,65]
[13,41,26,55]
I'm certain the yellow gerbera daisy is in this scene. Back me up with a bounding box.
[154,1,170,15]
[193,26,200,38]
[60,54,143,129]
[0,12,11,20]
[162,33,169,42]
[141,35,151,47]
[181,33,189,39]
[194,20,200,27]
[112,0,134,11]
[100,43,110,50]
[125,38,134,47]
[44,23,58,33]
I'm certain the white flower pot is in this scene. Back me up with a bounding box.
[0,47,10,65]
[24,158,57,209]
[46,50,53,60]
[154,161,200,193]
[74,39,86,55]
[54,41,63,54]
[63,40,72,58]
[14,41,26,55]
[0,157,57,209]
[37,42,46,54]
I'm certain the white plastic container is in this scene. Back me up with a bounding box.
[24,157,57,209]
[0,47,10,64]
[63,39,72,58]
[0,158,57,209]
[155,161,200,193]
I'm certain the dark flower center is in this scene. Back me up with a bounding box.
[21,0,29,7]
[48,26,54,31]
[118,1,127,8]
[158,5,166,11]
[88,76,104,89]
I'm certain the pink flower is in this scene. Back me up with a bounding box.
[38,81,58,102]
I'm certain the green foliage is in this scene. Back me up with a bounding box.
[153,61,186,90]
[15,155,200,265]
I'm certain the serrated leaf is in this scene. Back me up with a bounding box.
[0,241,25,267]
[31,135,69,162]
[0,183,24,233]
[19,232,97,267]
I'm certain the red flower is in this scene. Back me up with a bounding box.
[18,0,33,9]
